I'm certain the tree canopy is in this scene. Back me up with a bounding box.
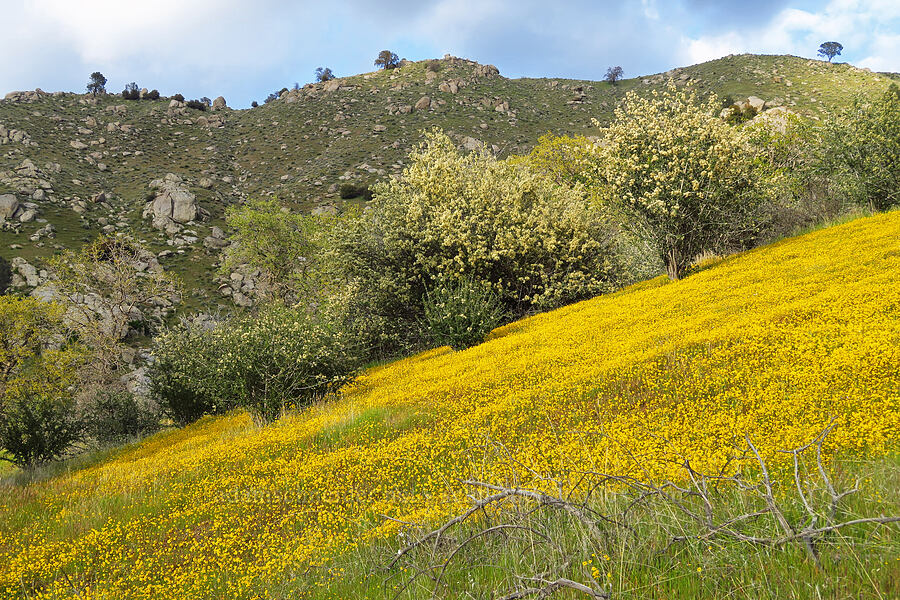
[818,42,843,62]
[374,50,400,70]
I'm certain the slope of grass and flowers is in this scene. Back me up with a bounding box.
[1,209,898,598]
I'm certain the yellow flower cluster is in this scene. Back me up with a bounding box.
[1,212,898,598]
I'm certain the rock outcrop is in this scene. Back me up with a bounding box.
[143,174,206,234]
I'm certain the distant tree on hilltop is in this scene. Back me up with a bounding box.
[315,67,335,82]
[121,82,140,100]
[375,50,400,70]
[604,66,624,85]
[818,42,843,62]
[86,72,107,96]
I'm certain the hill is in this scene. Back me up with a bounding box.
[0,53,896,310]
[1,211,898,598]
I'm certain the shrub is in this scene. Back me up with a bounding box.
[426,60,442,73]
[0,296,85,468]
[251,101,259,108]
[338,182,373,200]
[423,276,505,350]
[0,255,10,293]
[324,129,627,357]
[172,93,185,102]
[213,306,358,424]
[823,86,900,210]
[596,84,765,279]
[146,89,160,100]
[149,320,227,425]
[0,385,83,468]
[82,390,159,445]
[185,99,207,111]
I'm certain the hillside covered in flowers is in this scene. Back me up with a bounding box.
[1,210,898,597]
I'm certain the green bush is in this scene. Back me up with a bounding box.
[426,60,442,73]
[0,296,85,468]
[214,306,358,425]
[824,86,900,210]
[149,321,228,425]
[185,99,207,111]
[0,389,82,468]
[82,390,159,445]
[146,89,160,100]
[338,183,373,200]
[423,277,505,350]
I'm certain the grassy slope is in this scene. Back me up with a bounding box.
[0,54,895,309]
[1,211,898,598]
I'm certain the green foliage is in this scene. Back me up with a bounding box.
[823,87,900,210]
[150,307,359,425]
[149,320,228,425]
[597,84,764,279]
[82,390,159,445]
[86,72,106,96]
[0,296,85,468]
[213,306,358,424]
[425,60,442,73]
[185,99,207,111]
[338,182,372,200]
[818,41,843,62]
[375,50,399,70]
[172,93,184,102]
[122,82,140,100]
[223,199,321,303]
[145,89,160,100]
[423,276,505,350]
[315,67,335,82]
[324,129,627,357]
[0,256,10,294]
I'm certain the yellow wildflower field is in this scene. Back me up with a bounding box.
[1,212,899,598]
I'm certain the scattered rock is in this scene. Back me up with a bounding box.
[0,194,20,220]
[143,173,206,233]
[212,96,227,111]
[414,96,431,111]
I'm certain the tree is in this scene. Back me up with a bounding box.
[604,65,624,85]
[315,67,335,82]
[86,72,107,96]
[374,50,400,70]
[597,84,764,280]
[121,82,140,100]
[200,96,211,107]
[48,236,181,375]
[0,297,85,468]
[818,42,843,62]
[223,198,321,304]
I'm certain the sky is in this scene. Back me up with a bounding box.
[1,0,898,108]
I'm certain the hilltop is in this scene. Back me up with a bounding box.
[1,211,898,598]
[0,53,896,310]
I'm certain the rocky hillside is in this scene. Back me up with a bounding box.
[0,53,895,311]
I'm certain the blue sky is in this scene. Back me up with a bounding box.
[2,0,898,108]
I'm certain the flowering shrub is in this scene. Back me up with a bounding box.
[596,84,764,279]
[213,305,359,424]
[149,319,228,425]
[325,128,627,355]
[423,276,505,350]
